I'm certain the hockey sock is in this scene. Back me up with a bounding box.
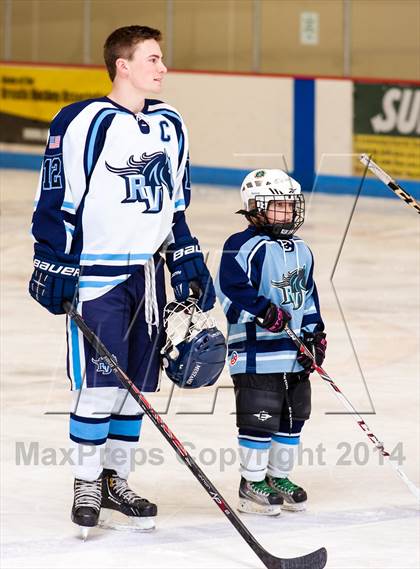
[238,429,272,482]
[70,386,122,481]
[103,414,143,479]
[267,420,304,478]
[69,414,110,481]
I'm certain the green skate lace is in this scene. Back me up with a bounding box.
[250,479,279,496]
[269,477,299,494]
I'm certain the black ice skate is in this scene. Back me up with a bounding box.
[266,475,307,511]
[238,477,283,516]
[99,469,157,531]
[71,476,102,540]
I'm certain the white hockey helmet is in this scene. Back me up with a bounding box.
[239,169,305,237]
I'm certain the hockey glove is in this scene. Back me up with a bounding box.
[297,331,327,372]
[256,302,291,333]
[165,236,216,312]
[29,243,80,315]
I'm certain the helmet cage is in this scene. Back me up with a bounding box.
[252,194,305,237]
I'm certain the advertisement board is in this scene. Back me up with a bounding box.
[353,82,420,179]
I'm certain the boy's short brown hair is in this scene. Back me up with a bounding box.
[104,25,162,81]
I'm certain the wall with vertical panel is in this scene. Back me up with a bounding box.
[1,0,418,78]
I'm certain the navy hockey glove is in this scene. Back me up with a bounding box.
[297,331,327,372]
[166,236,216,312]
[256,302,291,333]
[29,243,80,315]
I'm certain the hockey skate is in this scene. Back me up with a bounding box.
[266,475,307,511]
[71,476,102,540]
[99,469,157,531]
[238,477,283,516]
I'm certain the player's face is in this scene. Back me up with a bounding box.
[266,199,294,224]
[126,39,167,93]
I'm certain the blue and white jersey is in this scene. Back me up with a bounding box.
[215,226,324,375]
[31,97,190,301]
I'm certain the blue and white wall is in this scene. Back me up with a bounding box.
[1,68,418,199]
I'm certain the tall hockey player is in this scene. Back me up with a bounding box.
[215,169,326,516]
[29,26,215,536]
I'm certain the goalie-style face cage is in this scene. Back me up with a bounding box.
[161,299,227,389]
[239,169,305,238]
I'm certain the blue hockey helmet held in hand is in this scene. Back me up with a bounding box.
[161,299,227,389]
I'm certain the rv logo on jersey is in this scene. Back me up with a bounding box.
[271,266,307,310]
[91,355,117,375]
[105,151,174,213]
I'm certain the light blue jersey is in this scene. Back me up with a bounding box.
[215,226,324,375]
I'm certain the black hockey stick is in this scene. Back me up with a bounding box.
[359,154,420,215]
[64,301,327,569]
[284,325,420,501]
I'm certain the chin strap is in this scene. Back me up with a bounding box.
[236,209,295,238]
[235,208,260,223]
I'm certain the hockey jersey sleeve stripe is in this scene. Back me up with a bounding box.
[32,99,103,256]
[245,239,270,279]
[216,231,271,321]
[64,221,75,236]
[80,252,152,261]
[85,109,124,175]
[33,199,75,210]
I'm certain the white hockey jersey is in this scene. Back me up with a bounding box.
[31,97,190,301]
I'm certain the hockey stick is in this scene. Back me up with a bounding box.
[284,325,420,501]
[359,154,420,215]
[63,301,327,569]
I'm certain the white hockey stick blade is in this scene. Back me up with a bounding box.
[359,154,420,215]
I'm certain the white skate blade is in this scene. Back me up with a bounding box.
[238,498,281,517]
[99,508,156,532]
[75,526,91,541]
[281,501,306,512]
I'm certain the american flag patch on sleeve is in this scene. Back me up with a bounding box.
[48,135,61,149]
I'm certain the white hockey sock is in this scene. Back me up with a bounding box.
[103,388,144,479]
[238,434,271,482]
[267,439,299,478]
[103,439,140,479]
[70,441,107,482]
[70,386,119,481]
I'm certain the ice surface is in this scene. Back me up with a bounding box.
[1,170,419,568]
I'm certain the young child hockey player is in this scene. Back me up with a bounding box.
[215,169,326,516]
[28,26,215,536]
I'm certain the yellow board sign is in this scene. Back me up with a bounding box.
[353,82,420,180]
[0,64,110,136]
[353,134,420,180]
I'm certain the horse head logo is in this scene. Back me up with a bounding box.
[271,266,307,310]
[105,151,174,213]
